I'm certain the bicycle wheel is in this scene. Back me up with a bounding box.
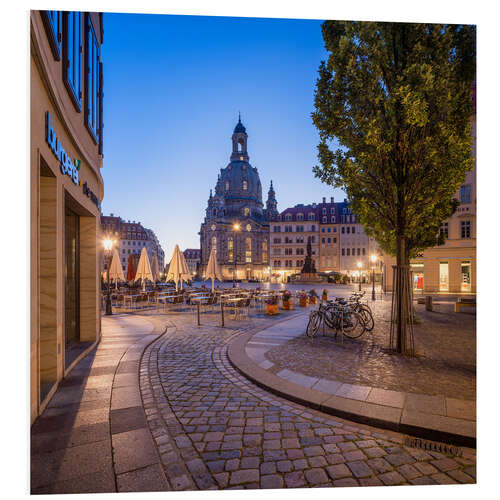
[342,311,366,339]
[306,311,321,338]
[357,305,374,331]
[324,308,337,329]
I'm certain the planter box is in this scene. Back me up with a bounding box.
[322,293,328,301]
[282,300,293,310]
[309,296,318,305]
[266,304,279,315]
[299,298,309,307]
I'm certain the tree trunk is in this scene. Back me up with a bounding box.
[394,234,411,353]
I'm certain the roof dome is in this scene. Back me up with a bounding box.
[233,116,246,134]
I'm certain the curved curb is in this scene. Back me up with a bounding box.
[227,329,476,449]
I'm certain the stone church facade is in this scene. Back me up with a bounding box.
[199,117,278,281]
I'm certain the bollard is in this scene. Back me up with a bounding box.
[197,302,201,326]
[425,295,433,311]
[221,301,225,327]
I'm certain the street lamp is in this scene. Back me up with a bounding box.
[103,238,114,315]
[232,223,240,288]
[356,261,362,291]
[370,254,377,301]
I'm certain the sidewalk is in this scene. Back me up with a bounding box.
[227,313,476,448]
[30,314,171,494]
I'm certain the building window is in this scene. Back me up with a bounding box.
[297,213,303,221]
[334,227,337,232]
[342,248,345,256]
[245,238,252,263]
[322,216,327,223]
[244,207,250,216]
[262,240,268,262]
[242,180,248,190]
[362,248,366,255]
[357,248,360,256]
[228,238,234,261]
[352,226,356,234]
[333,238,337,243]
[85,14,100,141]
[440,222,449,239]
[331,216,336,223]
[322,238,325,244]
[225,181,229,190]
[42,11,62,60]
[322,208,327,215]
[273,226,281,232]
[460,185,471,204]
[321,228,325,233]
[273,238,281,244]
[308,213,315,220]
[346,248,350,256]
[330,208,335,214]
[285,214,292,221]
[311,225,316,232]
[63,12,82,110]
[347,227,350,234]
[341,227,345,234]
[461,220,471,239]
[327,238,331,244]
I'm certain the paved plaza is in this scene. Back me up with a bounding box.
[31,304,476,493]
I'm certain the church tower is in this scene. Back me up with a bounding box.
[266,180,278,221]
[230,113,249,162]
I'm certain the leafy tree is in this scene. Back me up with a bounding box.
[312,21,475,352]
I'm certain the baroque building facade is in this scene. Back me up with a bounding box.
[200,117,278,281]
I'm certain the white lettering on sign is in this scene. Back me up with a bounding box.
[45,111,79,185]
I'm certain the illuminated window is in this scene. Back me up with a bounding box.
[242,180,248,190]
[245,238,252,263]
[225,181,229,190]
[262,239,268,262]
[246,224,251,232]
[228,238,234,261]
[244,207,250,216]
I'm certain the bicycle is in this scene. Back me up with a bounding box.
[343,292,375,331]
[306,300,365,339]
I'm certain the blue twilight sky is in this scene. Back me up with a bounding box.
[101,12,346,259]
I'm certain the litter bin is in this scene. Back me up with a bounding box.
[425,295,433,311]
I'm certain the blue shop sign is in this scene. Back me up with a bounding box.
[45,111,79,185]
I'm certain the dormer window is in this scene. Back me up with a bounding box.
[308,213,315,221]
[297,213,303,221]
[322,208,327,215]
[285,214,292,221]
[242,180,248,190]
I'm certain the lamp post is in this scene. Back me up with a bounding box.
[232,223,240,288]
[370,254,377,301]
[357,261,362,291]
[103,238,113,315]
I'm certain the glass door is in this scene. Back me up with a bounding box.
[65,207,80,367]
[439,261,449,292]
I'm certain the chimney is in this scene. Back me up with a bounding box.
[322,197,326,203]
[330,197,334,203]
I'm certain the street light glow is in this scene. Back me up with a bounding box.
[233,223,240,231]
[370,254,377,264]
[357,261,362,269]
[103,239,113,251]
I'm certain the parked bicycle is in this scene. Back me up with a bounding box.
[306,299,365,339]
[344,291,374,331]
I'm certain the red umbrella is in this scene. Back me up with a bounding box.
[126,254,136,281]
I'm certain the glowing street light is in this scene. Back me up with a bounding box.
[103,238,114,315]
[232,223,241,288]
[357,261,362,291]
[370,254,377,301]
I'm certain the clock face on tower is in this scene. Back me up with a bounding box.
[211,224,216,231]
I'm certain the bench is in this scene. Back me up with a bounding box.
[455,297,476,313]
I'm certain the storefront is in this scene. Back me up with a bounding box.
[31,11,104,423]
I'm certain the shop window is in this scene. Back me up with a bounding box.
[63,12,82,110]
[439,262,449,291]
[461,220,471,239]
[461,261,472,292]
[85,14,100,141]
[42,11,62,60]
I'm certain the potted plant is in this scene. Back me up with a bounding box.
[309,289,318,305]
[298,291,309,307]
[282,290,293,310]
[321,289,328,301]
[265,295,279,315]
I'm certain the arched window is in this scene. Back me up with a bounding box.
[213,208,217,216]
[244,207,250,216]
[225,181,229,190]
[242,180,248,191]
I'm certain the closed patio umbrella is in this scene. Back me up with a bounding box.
[179,249,192,289]
[205,246,222,292]
[151,253,160,283]
[126,255,135,282]
[166,245,192,291]
[134,247,154,291]
[109,248,125,288]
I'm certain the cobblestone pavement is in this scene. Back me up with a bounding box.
[265,300,475,400]
[140,312,476,490]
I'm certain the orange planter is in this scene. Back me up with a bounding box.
[265,304,279,315]
[309,296,318,305]
[322,293,328,301]
[282,300,293,310]
[299,297,309,307]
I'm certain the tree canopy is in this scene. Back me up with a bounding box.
[312,21,476,260]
